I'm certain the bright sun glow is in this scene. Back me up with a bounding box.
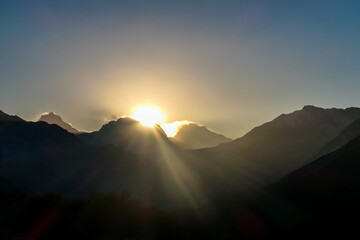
[131,106,165,127]
[161,121,191,137]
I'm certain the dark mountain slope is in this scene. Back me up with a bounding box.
[0,120,97,196]
[319,117,360,156]
[170,123,231,149]
[261,134,360,237]
[0,119,163,202]
[274,134,360,205]
[0,110,23,122]
[195,106,360,184]
[38,112,80,134]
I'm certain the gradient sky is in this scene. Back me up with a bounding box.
[1,0,360,138]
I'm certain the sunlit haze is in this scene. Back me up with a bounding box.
[131,106,189,137]
[131,106,164,127]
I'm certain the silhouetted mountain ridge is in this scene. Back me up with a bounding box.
[2,106,360,209]
[0,110,23,122]
[2,107,360,238]
[38,112,80,134]
[78,117,171,154]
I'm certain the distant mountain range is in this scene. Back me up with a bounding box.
[1,105,360,209]
[37,112,230,149]
[170,123,232,149]
[38,112,81,134]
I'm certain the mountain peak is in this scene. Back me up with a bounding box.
[78,116,169,154]
[38,112,80,134]
[39,112,63,121]
[116,117,138,124]
[302,105,322,111]
[171,123,231,149]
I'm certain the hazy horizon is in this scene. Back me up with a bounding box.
[1,0,360,138]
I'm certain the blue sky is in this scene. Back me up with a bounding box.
[1,0,360,137]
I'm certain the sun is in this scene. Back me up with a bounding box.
[161,121,190,137]
[131,106,165,127]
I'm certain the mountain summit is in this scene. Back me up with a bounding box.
[171,123,231,149]
[38,112,80,134]
[78,117,170,154]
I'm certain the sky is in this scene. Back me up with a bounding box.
[1,0,360,138]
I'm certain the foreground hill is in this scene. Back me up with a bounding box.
[38,112,80,134]
[196,105,360,183]
[170,123,231,149]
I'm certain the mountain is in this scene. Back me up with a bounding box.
[196,105,360,184]
[38,112,80,134]
[2,107,360,238]
[0,110,23,122]
[77,117,170,154]
[170,123,231,149]
[0,117,90,196]
[0,110,254,207]
[2,106,360,210]
[0,113,156,200]
[318,118,360,156]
